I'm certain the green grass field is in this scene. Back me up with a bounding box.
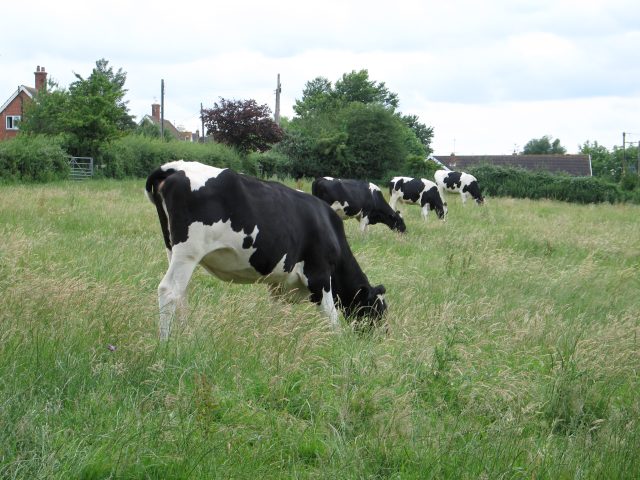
[1,179,639,479]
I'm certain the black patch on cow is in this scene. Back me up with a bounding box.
[242,235,254,249]
[443,172,462,190]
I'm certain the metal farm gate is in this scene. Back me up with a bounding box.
[69,156,94,180]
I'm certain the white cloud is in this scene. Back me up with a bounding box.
[1,0,638,154]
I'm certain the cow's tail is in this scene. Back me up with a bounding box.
[145,167,172,204]
[145,167,174,251]
[311,177,322,197]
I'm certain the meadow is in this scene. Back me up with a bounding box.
[0,179,639,479]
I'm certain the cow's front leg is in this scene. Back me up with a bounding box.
[359,216,370,233]
[307,274,339,329]
[421,204,430,222]
[157,253,199,340]
[389,193,399,211]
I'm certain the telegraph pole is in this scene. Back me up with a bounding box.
[274,74,281,125]
[200,102,205,143]
[160,79,165,141]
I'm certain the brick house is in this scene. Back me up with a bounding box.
[0,66,48,141]
[432,154,592,177]
[139,103,198,142]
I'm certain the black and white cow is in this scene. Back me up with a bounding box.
[434,169,484,205]
[146,161,387,340]
[311,177,406,233]
[388,176,447,221]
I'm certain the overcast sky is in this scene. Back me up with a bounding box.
[2,0,639,154]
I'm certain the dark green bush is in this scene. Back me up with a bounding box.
[468,164,634,204]
[248,151,293,179]
[98,135,243,178]
[0,135,70,182]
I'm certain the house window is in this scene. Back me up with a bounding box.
[6,115,21,130]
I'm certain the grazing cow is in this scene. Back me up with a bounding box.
[146,160,387,340]
[388,176,447,221]
[311,177,406,233]
[434,169,484,205]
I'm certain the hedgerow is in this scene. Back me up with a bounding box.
[468,164,640,204]
[98,135,243,178]
[0,135,70,182]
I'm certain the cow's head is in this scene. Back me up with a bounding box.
[370,208,406,233]
[347,284,388,327]
[389,210,407,233]
[465,181,484,205]
[430,196,448,220]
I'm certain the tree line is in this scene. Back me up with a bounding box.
[4,58,639,193]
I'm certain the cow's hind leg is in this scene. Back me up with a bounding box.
[158,254,199,340]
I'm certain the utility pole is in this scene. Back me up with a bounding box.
[200,102,205,143]
[160,79,165,141]
[274,74,281,126]
[637,141,640,178]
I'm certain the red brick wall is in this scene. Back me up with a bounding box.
[0,91,31,141]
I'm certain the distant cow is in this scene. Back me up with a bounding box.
[434,169,484,205]
[146,161,387,340]
[388,176,447,221]
[312,177,406,233]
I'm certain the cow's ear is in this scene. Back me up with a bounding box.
[374,284,386,295]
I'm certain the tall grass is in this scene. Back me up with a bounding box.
[0,181,639,479]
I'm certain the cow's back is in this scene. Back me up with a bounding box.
[157,166,345,278]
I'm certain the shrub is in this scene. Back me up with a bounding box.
[98,135,243,178]
[468,164,633,204]
[248,151,293,179]
[0,135,70,182]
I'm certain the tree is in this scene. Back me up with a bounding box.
[294,70,399,118]
[333,70,399,110]
[400,114,434,155]
[21,59,135,158]
[293,77,336,117]
[522,135,567,154]
[136,120,175,141]
[580,140,618,180]
[201,98,283,153]
[284,70,431,179]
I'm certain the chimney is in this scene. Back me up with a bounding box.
[34,66,47,92]
[151,103,161,122]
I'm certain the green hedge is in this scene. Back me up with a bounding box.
[98,135,244,178]
[468,164,640,204]
[0,135,70,182]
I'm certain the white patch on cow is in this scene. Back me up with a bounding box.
[330,200,351,218]
[162,160,226,192]
[323,176,334,181]
[369,182,381,193]
[187,221,260,283]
